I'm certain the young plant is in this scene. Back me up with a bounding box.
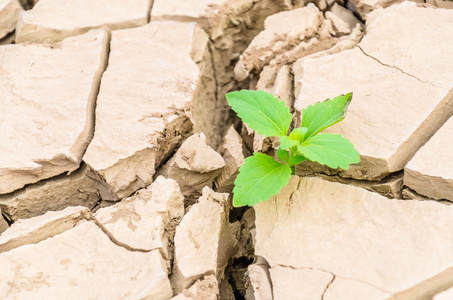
[226,90,360,207]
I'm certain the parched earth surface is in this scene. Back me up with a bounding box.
[1,0,453,299]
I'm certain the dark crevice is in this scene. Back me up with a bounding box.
[78,29,111,160]
[1,211,13,226]
[165,217,182,297]
[0,30,15,45]
[207,42,219,105]
[229,206,249,223]
[343,0,365,23]
[18,0,34,10]
[146,0,154,23]
[402,186,453,205]
[318,169,404,199]
[0,162,99,222]
[90,199,103,213]
[223,256,254,299]
[221,207,256,299]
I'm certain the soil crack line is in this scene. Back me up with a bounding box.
[321,273,335,300]
[79,30,112,159]
[91,216,154,253]
[273,264,392,295]
[207,42,219,105]
[357,45,442,89]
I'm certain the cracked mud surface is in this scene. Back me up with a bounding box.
[1,0,453,299]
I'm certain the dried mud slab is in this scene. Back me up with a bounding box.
[246,264,273,300]
[0,0,21,39]
[153,0,290,147]
[404,101,453,202]
[83,21,212,200]
[0,206,90,253]
[234,5,343,81]
[434,286,453,300]
[254,176,453,298]
[0,221,172,299]
[318,172,404,199]
[215,126,248,194]
[15,0,152,43]
[151,0,290,32]
[270,266,334,300]
[360,2,453,90]
[158,133,225,203]
[0,30,109,195]
[151,0,224,28]
[174,187,238,290]
[94,176,184,257]
[425,0,453,9]
[295,46,448,180]
[324,277,391,300]
[171,275,219,300]
[0,163,108,222]
[294,3,453,180]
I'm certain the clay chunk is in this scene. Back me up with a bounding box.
[95,176,184,256]
[151,0,224,28]
[254,176,453,297]
[158,133,225,203]
[246,264,273,300]
[294,3,453,180]
[0,0,22,39]
[174,187,238,290]
[0,163,107,222]
[404,111,453,202]
[215,126,248,193]
[234,5,343,81]
[0,221,172,299]
[171,275,219,300]
[16,0,151,43]
[83,21,212,200]
[270,266,334,300]
[0,206,90,253]
[0,30,109,194]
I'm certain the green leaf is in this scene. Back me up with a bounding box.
[289,127,308,142]
[276,147,290,163]
[226,90,292,137]
[233,153,292,207]
[297,133,360,169]
[279,127,308,150]
[279,136,299,150]
[301,93,352,141]
[288,153,306,166]
[277,146,307,166]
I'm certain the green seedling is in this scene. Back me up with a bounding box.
[226,90,360,207]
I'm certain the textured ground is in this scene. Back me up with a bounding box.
[0,0,453,299]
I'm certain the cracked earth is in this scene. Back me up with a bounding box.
[1,0,453,299]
